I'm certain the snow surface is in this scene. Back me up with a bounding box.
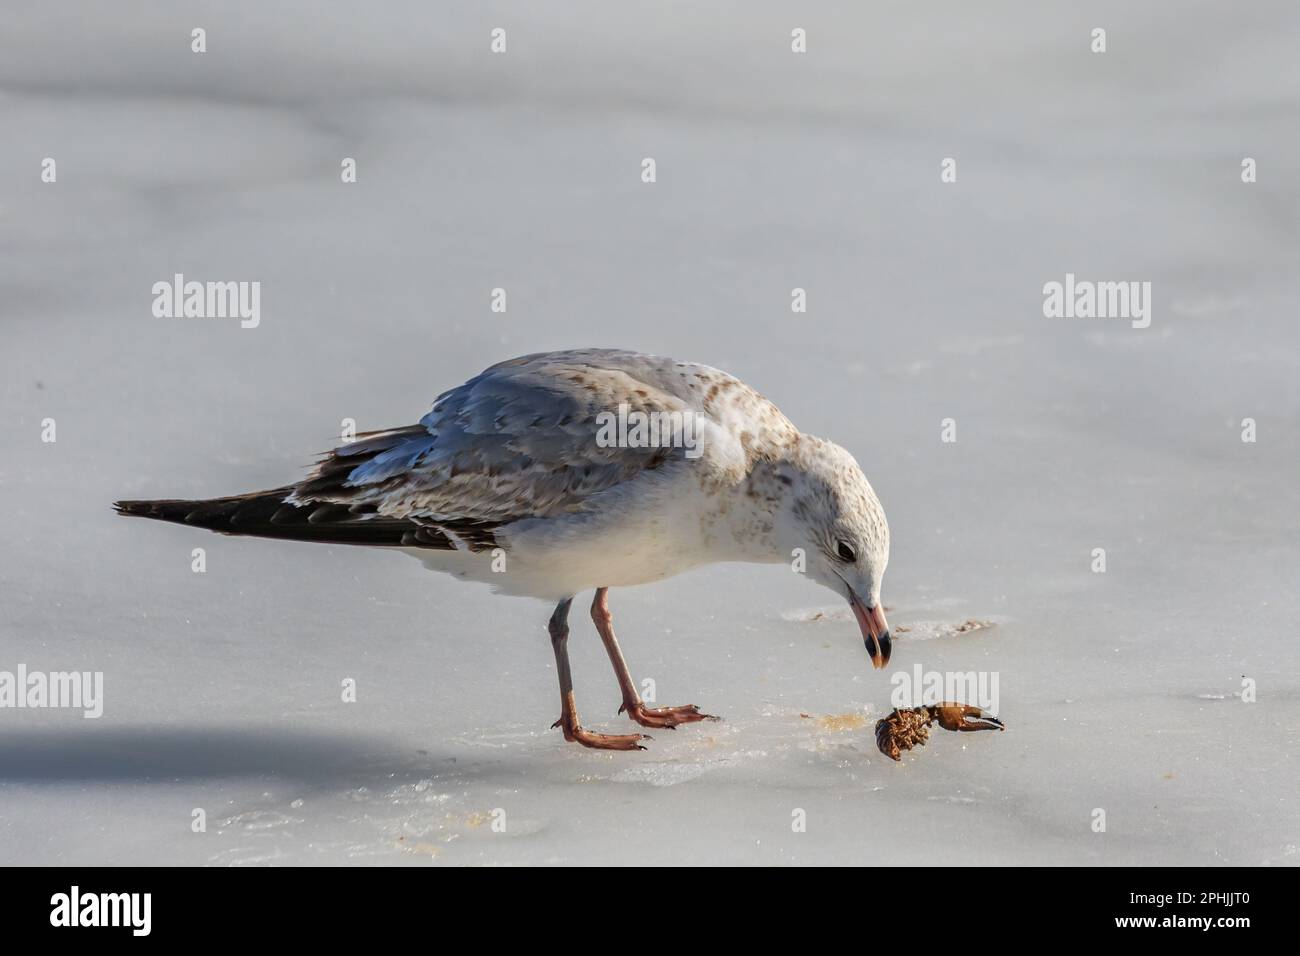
[2,2,1298,866]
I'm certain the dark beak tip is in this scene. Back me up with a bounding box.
[865,633,885,669]
[851,593,891,670]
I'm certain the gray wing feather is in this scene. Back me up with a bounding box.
[290,350,705,522]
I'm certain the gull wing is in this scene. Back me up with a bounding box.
[289,350,709,529]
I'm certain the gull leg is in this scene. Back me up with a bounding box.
[548,597,648,751]
[591,587,719,729]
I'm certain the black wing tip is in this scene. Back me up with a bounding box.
[111,489,484,550]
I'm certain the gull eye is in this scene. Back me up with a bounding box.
[836,540,857,563]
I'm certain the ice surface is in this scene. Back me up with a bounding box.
[1,2,1298,865]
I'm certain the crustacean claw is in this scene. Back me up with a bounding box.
[875,703,1005,761]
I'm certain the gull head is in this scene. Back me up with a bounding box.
[776,437,892,668]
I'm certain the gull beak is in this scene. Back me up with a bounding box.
[848,590,891,669]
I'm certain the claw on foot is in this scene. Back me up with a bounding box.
[552,715,650,751]
[620,701,720,729]
[875,703,1004,761]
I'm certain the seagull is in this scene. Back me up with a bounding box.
[116,348,896,751]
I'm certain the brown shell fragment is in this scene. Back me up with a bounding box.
[875,707,935,761]
[875,704,1004,761]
